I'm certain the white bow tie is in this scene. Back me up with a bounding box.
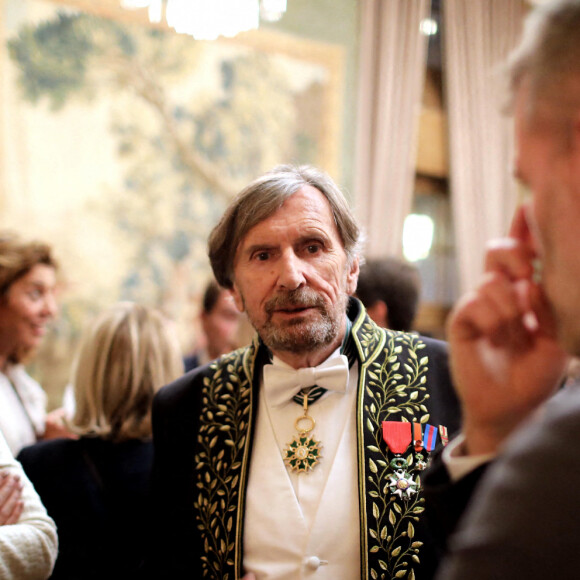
[263,354,350,407]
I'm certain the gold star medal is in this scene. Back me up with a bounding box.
[283,391,322,473]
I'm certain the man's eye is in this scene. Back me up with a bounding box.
[306,245,320,254]
[256,252,270,261]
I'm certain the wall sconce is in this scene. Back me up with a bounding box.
[403,214,435,262]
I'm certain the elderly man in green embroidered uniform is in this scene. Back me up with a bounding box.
[150,164,460,579]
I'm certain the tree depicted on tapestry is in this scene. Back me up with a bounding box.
[8,10,321,305]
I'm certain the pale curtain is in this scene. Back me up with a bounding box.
[444,0,527,293]
[354,0,430,258]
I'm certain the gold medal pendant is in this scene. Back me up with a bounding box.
[283,392,322,473]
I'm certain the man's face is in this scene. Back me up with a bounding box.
[0,264,58,361]
[514,84,580,354]
[231,185,359,361]
[201,290,243,359]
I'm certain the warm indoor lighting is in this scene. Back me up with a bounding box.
[261,0,287,22]
[121,0,151,6]
[121,0,286,39]
[402,214,435,262]
[419,17,438,36]
[147,0,163,23]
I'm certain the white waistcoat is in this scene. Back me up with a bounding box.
[244,358,361,579]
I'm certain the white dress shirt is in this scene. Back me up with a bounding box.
[244,348,361,579]
[443,434,496,481]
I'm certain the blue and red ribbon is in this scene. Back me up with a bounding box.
[423,424,438,451]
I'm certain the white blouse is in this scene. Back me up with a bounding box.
[0,365,46,456]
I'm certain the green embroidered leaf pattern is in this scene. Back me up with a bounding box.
[362,330,431,580]
[193,348,254,578]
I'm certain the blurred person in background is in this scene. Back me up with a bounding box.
[0,233,71,456]
[0,427,57,579]
[424,2,580,578]
[183,278,245,372]
[18,302,183,579]
[356,256,421,331]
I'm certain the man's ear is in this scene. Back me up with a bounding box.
[346,256,360,295]
[231,283,245,313]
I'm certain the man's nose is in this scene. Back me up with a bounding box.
[277,251,306,290]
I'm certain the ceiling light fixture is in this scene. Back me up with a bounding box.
[121,0,287,40]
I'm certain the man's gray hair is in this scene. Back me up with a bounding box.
[208,164,362,289]
[507,0,580,116]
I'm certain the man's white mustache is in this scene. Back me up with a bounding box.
[265,288,325,314]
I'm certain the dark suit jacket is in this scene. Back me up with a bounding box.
[18,437,153,580]
[425,384,580,580]
[423,446,489,552]
[149,298,461,579]
[182,353,200,373]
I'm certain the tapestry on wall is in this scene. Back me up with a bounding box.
[1,0,344,403]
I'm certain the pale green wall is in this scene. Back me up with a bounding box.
[264,0,360,194]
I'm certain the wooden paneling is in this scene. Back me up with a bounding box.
[416,68,449,178]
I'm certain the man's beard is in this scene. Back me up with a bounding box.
[246,287,347,354]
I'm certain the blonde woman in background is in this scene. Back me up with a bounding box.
[0,233,72,456]
[17,302,183,580]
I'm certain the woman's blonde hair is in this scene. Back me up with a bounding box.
[71,302,183,442]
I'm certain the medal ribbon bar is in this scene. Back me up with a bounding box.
[382,421,412,454]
